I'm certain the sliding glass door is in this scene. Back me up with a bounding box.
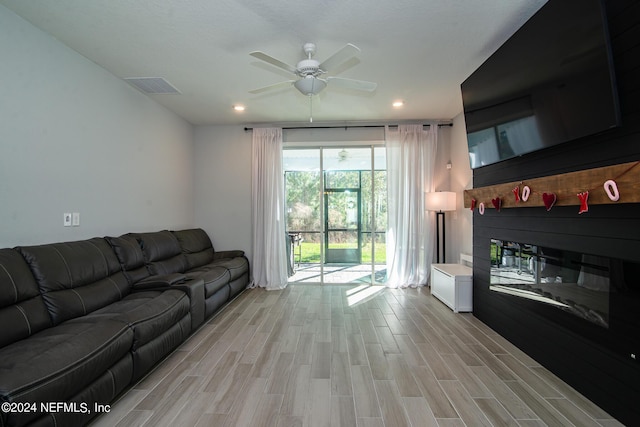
[284,146,386,284]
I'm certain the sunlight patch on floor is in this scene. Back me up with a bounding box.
[346,284,386,306]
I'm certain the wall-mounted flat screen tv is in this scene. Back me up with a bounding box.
[461,0,621,169]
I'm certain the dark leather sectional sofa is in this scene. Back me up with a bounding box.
[0,228,249,427]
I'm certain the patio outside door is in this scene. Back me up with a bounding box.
[324,188,361,263]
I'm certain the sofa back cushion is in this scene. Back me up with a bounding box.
[0,249,52,348]
[105,234,150,284]
[172,228,215,270]
[134,231,186,275]
[17,238,130,325]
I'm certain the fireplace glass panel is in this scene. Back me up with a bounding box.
[490,239,610,328]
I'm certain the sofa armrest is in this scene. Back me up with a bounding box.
[132,274,205,331]
[213,250,245,260]
[132,273,187,290]
[171,278,205,331]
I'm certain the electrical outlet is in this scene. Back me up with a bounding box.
[72,212,80,226]
[64,213,72,227]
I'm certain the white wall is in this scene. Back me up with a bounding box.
[430,116,473,263]
[433,126,452,193]
[0,6,195,247]
[193,126,253,260]
[448,112,474,261]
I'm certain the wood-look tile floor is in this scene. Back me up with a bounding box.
[91,284,624,427]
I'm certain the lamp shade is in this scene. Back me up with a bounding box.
[425,191,457,212]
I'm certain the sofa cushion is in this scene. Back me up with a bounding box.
[0,316,133,426]
[0,249,52,348]
[92,289,190,350]
[173,228,249,296]
[105,234,150,284]
[36,355,133,427]
[172,228,215,270]
[135,231,187,275]
[207,256,249,282]
[106,234,144,270]
[186,267,230,299]
[17,238,130,325]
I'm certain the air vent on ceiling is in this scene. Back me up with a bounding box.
[124,77,181,94]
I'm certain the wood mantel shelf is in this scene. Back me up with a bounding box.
[463,161,640,210]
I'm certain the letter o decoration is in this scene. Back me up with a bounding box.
[521,185,531,202]
[478,202,485,215]
[603,180,620,201]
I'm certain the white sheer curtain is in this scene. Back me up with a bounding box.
[251,128,288,290]
[385,124,437,288]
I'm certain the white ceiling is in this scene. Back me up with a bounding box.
[1,0,547,126]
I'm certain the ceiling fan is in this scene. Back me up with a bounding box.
[249,42,378,97]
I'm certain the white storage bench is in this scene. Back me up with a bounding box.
[430,254,473,312]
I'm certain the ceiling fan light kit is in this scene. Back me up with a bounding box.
[293,76,327,96]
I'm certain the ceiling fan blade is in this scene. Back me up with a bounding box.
[327,76,377,92]
[319,43,360,72]
[250,51,297,74]
[249,80,295,94]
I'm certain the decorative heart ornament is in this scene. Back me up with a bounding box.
[491,197,501,211]
[542,192,557,211]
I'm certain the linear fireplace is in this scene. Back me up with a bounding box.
[490,239,611,328]
[488,238,640,363]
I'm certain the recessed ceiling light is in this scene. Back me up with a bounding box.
[392,100,404,108]
[233,105,245,112]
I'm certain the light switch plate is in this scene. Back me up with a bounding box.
[72,212,80,226]
[64,213,72,227]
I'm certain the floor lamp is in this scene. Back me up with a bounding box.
[425,191,457,263]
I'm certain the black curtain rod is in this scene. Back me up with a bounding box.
[243,123,452,131]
